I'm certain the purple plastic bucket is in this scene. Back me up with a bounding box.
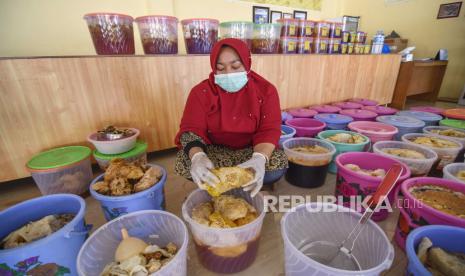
[335,152,411,221]
[332,101,363,110]
[350,98,378,106]
[362,105,398,115]
[410,106,444,115]
[287,108,318,118]
[394,203,420,251]
[340,109,377,121]
[285,118,326,137]
[310,104,341,114]
[348,121,398,143]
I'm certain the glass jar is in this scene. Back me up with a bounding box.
[297,37,313,54]
[278,18,299,37]
[279,36,298,54]
[251,23,281,54]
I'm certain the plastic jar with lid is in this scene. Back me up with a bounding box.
[363,44,371,54]
[297,37,313,54]
[135,15,178,54]
[279,36,298,54]
[220,21,253,49]
[349,31,357,43]
[278,18,299,37]
[181,18,219,54]
[340,43,348,54]
[341,31,350,43]
[251,23,281,54]
[329,22,343,38]
[354,43,365,54]
[314,21,330,37]
[313,37,328,54]
[355,31,367,43]
[327,38,341,54]
[298,20,315,37]
[347,43,354,54]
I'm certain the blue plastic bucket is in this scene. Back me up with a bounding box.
[377,115,425,140]
[314,113,353,130]
[90,164,167,221]
[397,110,443,126]
[0,194,90,276]
[280,125,296,148]
[406,225,465,276]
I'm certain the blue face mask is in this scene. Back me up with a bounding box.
[214,71,248,93]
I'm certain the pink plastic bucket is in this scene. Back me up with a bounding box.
[287,108,318,118]
[285,118,326,137]
[340,109,377,121]
[348,121,398,143]
[394,204,420,251]
[332,101,363,109]
[335,152,411,221]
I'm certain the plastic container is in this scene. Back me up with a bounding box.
[281,111,293,122]
[376,115,425,140]
[219,21,253,49]
[401,133,463,175]
[285,118,326,137]
[410,106,444,115]
[341,31,350,43]
[350,98,378,106]
[83,13,135,55]
[93,140,148,170]
[442,108,465,120]
[355,31,367,43]
[135,15,178,54]
[406,225,465,276]
[26,146,92,195]
[181,18,219,54]
[423,126,465,147]
[87,127,139,154]
[77,210,188,276]
[317,130,370,173]
[314,113,353,130]
[314,21,330,37]
[348,31,356,43]
[251,23,281,54]
[373,141,438,177]
[363,44,371,54]
[310,104,341,114]
[279,36,298,54]
[0,194,90,276]
[397,110,443,126]
[340,109,377,121]
[281,202,394,276]
[362,105,397,115]
[283,138,336,188]
[313,37,328,54]
[340,42,348,54]
[287,108,317,118]
[332,101,362,110]
[297,37,313,54]
[347,43,354,54]
[90,164,167,221]
[443,162,465,184]
[278,18,299,37]
[348,121,398,143]
[440,118,465,129]
[182,188,265,274]
[329,22,343,38]
[298,20,315,37]
[335,152,411,221]
[327,38,341,54]
[280,125,296,148]
[354,43,364,54]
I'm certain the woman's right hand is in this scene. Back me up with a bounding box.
[190,152,220,188]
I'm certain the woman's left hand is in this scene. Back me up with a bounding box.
[238,152,267,197]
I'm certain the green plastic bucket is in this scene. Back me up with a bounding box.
[440,118,465,129]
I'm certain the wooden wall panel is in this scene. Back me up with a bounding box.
[0,54,401,181]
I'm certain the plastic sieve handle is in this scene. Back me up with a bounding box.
[367,163,403,210]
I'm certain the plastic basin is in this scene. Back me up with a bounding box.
[340,109,377,121]
[93,140,147,170]
[373,141,438,177]
[332,101,363,109]
[87,128,139,155]
[280,125,296,148]
[397,110,443,126]
[0,194,90,275]
[317,130,370,174]
[182,189,265,274]
[135,15,178,54]
[376,115,425,140]
[348,121,398,143]
[77,210,188,276]
[281,202,394,276]
[90,164,167,221]
[181,18,219,54]
[314,113,353,130]
[335,152,411,221]
[285,118,326,137]
[310,104,341,114]
[443,162,465,184]
[287,108,318,118]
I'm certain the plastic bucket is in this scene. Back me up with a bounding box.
[410,106,444,115]
[350,98,378,106]
[362,105,398,115]
[287,108,317,118]
[285,118,326,137]
[0,194,90,275]
[90,164,167,221]
[340,109,377,122]
[317,130,370,174]
[335,152,411,221]
[282,111,293,123]
[181,18,219,54]
[443,162,465,184]
[397,110,443,126]
[279,125,296,148]
[77,210,188,276]
[394,203,420,251]
[310,104,341,114]
[135,15,178,54]
[348,121,398,143]
[332,101,362,109]
[373,141,438,177]
[93,140,148,170]
[406,225,465,276]
[440,118,465,129]
[314,113,353,130]
[423,125,465,147]
[281,202,394,275]
[376,115,425,140]
[182,189,265,274]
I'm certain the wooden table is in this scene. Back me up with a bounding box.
[390,60,448,110]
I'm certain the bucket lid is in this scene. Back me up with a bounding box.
[220,21,253,26]
[135,15,178,22]
[83,13,134,20]
[443,108,465,120]
[93,140,148,160]
[397,110,443,122]
[340,109,377,119]
[181,18,219,24]
[27,146,91,170]
[314,113,353,124]
[332,102,363,109]
[287,108,318,118]
[351,98,378,106]
[377,115,425,128]
[440,119,465,129]
[363,105,398,115]
[311,105,341,113]
[409,106,444,115]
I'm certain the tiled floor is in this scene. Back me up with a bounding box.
[0,100,459,275]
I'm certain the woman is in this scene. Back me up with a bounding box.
[175,38,287,196]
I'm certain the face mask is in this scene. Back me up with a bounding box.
[214,71,248,93]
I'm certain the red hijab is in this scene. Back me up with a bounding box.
[175,38,281,149]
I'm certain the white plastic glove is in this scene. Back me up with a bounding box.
[190,152,220,188]
[238,152,267,197]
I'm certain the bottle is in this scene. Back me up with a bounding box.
[371,30,385,54]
